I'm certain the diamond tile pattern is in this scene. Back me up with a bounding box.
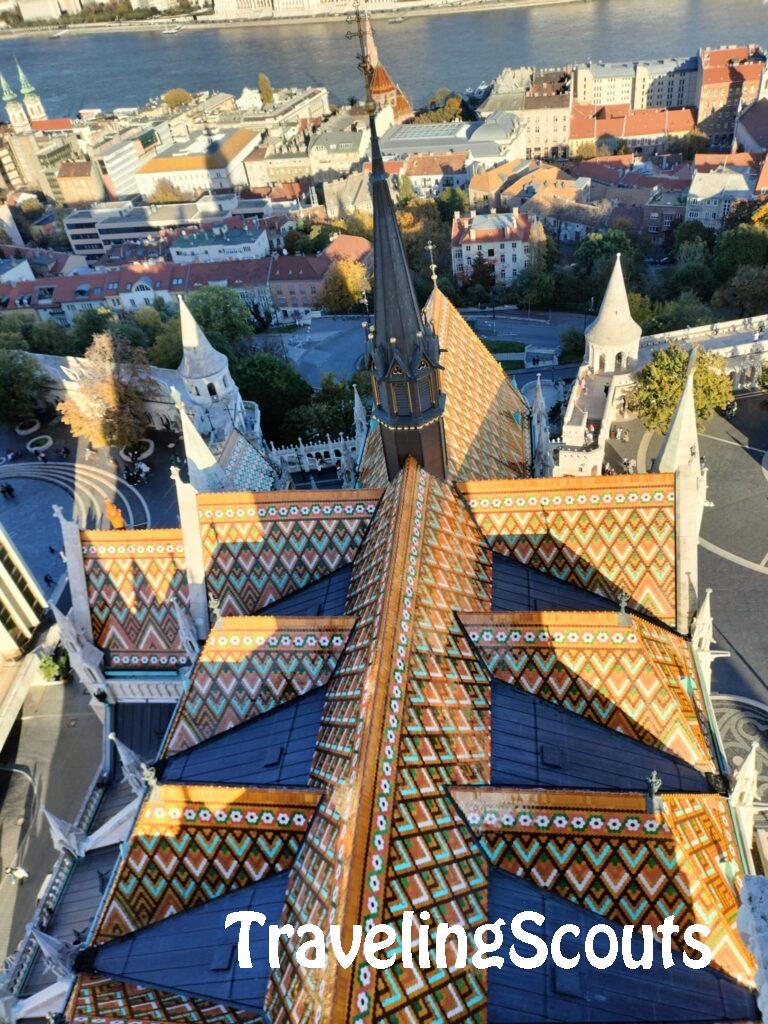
[163,616,355,754]
[198,490,382,616]
[461,611,716,772]
[459,475,677,626]
[68,975,263,1023]
[81,530,189,669]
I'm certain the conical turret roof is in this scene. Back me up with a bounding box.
[178,296,228,380]
[586,253,642,350]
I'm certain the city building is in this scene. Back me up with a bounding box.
[0,520,45,660]
[0,257,273,326]
[519,92,572,158]
[169,223,270,264]
[451,208,536,285]
[134,128,260,199]
[685,165,755,228]
[696,45,767,149]
[91,128,171,200]
[643,187,687,246]
[573,56,699,108]
[569,104,697,156]
[735,97,768,153]
[380,111,527,168]
[307,113,370,181]
[64,194,274,259]
[56,160,106,204]
[4,90,762,1024]
[322,232,372,270]
[401,151,470,196]
[469,158,581,211]
[363,12,413,125]
[244,141,313,189]
[268,252,331,321]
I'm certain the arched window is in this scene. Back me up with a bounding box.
[615,352,623,370]
[599,353,606,373]
[207,382,217,397]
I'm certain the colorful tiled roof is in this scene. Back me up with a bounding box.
[68,975,262,1023]
[163,615,355,754]
[458,474,677,625]
[461,610,716,772]
[359,288,531,485]
[213,430,274,492]
[453,788,755,985]
[81,529,189,669]
[91,784,319,944]
[197,488,383,615]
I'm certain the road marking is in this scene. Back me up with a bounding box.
[761,551,768,566]
[699,433,767,454]
[700,537,768,575]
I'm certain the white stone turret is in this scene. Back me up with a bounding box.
[353,384,368,455]
[171,386,227,492]
[731,741,760,856]
[654,348,707,634]
[585,254,642,374]
[178,297,245,441]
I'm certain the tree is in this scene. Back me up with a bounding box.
[185,285,253,358]
[714,223,768,278]
[149,178,194,204]
[233,353,313,444]
[58,334,156,449]
[0,350,49,423]
[680,129,709,161]
[573,141,598,161]
[512,266,555,309]
[134,305,165,344]
[630,343,732,433]
[163,88,192,110]
[712,265,768,316]
[398,175,414,204]
[673,219,715,254]
[559,327,585,364]
[574,229,635,286]
[319,259,370,314]
[676,238,711,267]
[147,317,182,368]
[627,292,656,333]
[71,307,113,355]
[469,252,495,292]
[258,73,274,105]
[648,290,712,333]
[436,186,469,222]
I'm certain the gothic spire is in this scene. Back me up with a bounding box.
[178,295,228,379]
[0,72,15,103]
[15,59,33,95]
[357,10,446,480]
[655,348,699,474]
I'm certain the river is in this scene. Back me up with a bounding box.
[0,0,765,115]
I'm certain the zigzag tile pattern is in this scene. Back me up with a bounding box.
[454,788,755,985]
[163,616,355,754]
[68,975,263,1023]
[459,475,677,626]
[266,463,494,1024]
[215,431,274,492]
[81,530,189,669]
[198,490,382,616]
[461,611,716,772]
[92,785,319,945]
[427,287,530,481]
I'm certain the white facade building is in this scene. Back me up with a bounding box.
[685,167,755,229]
[134,129,260,200]
[169,225,269,264]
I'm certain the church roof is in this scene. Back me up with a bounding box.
[67,458,756,1023]
[359,286,531,484]
[213,429,274,491]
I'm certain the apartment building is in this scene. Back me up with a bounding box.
[451,209,535,285]
[696,45,767,149]
[91,124,174,199]
[134,128,260,199]
[573,57,698,109]
[380,112,527,169]
[569,104,697,156]
[268,253,331,321]
[169,223,270,264]
[685,165,755,228]
[57,160,105,204]
[402,152,470,196]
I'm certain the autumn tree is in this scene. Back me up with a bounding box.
[149,178,194,204]
[319,259,370,314]
[58,333,157,449]
[0,350,49,423]
[163,88,192,110]
[258,73,274,105]
[630,343,732,434]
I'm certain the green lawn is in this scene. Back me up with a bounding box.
[481,339,525,354]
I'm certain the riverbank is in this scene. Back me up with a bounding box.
[0,0,589,38]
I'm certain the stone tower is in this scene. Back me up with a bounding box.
[1,73,29,133]
[177,296,245,441]
[585,253,642,374]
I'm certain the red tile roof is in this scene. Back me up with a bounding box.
[30,117,74,132]
[694,152,762,171]
[0,257,271,312]
[323,234,372,263]
[571,104,696,142]
[269,254,331,283]
[402,152,469,177]
[451,212,532,246]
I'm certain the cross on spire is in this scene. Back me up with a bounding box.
[425,240,438,286]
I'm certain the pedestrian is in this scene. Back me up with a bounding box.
[0,485,8,500]
[44,573,54,587]
[48,545,57,555]
[5,483,14,498]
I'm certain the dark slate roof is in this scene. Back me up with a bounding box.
[87,872,288,1013]
[490,680,710,792]
[486,868,758,1023]
[21,847,117,996]
[112,701,175,763]
[159,687,326,787]
[492,552,617,613]
[266,564,353,617]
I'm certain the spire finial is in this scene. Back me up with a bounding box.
[348,6,376,114]
[0,71,16,103]
[15,58,33,96]
[425,240,438,286]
